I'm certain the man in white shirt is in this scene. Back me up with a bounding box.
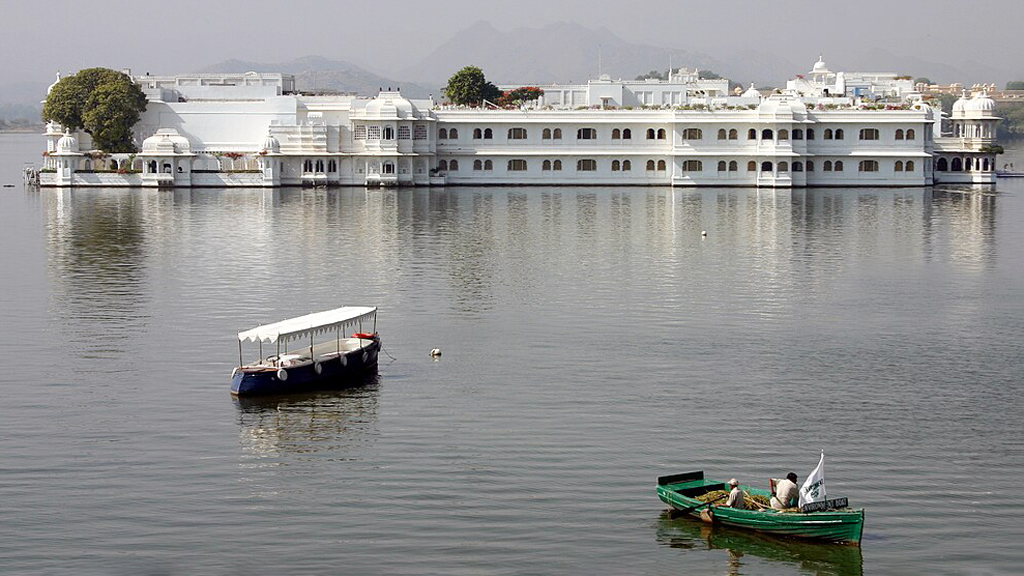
[724,478,746,509]
[771,472,800,510]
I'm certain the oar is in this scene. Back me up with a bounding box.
[676,494,727,514]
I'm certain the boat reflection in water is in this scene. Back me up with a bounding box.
[233,373,381,462]
[654,511,863,576]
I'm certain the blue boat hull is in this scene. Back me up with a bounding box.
[231,339,381,396]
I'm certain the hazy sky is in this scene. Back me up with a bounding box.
[3,0,1021,85]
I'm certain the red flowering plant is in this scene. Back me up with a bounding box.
[223,152,245,160]
[497,87,544,108]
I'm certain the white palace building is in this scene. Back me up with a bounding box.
[39,57,1001,188]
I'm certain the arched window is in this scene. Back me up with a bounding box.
[328,159,337,172]
[449,128,459,139]
[658,128,668,139]
[983,158,990,171]
[682,160,699,171]
[682,128,700,140]
[449,160,459,171]
[577,159,597,171]
[906,160,915,171]
[622,128,631,139]
[382,162,395,174]
[508,159,527,171]
[438,128,448,140]
[806,160,814,172]
[835,129,844,140]
[906,129,915,140]
[553,128,562,139]
[109,160,118,170]
[439,160,448,171]
[383,126,395,140]
[761,161,773,172]
[859,128,879,141]
[793,161,803,172]
[508,127,527,140]
[646,160,656,171]
[622,160,631,171]
[729,129,738,140]
[647,128,656,139]
[824,129,833,140]
[315,160,325,172]
[951,157,963,171]
[718,129,727,140]
[895,129,904,140]
[543,128,552,140]
[473,159,482,171]
[936,158,948,171]
[793,129,803,140]
[747,161,757,171]
[834,160,844,171]
[553,160,562,170]
[148,160,158,173]
[474,128,483,139]
[303,159,313,173]
[778,129,789,140]
[762,129,773,140]
[484,159,493,170]
[612,128,621,140]
[543,159,552,171]
[807,128,815,140]
[859,160,878,172]
[718,160,727,171]
[658,159,668,171]
[824,160,833,172]
[483,128,492,139]
[729,160,738,171]
[748,129,757,140]
[577,128,596,140]
[612,160,621,171]
[778,161,789,172]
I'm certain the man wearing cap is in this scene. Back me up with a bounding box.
[771,472,799,510]
[723,478,747,509]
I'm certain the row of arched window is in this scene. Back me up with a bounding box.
[435,158,918,175]
[436,126,919,143]
[302,159,338,174]
[935,157,990,172]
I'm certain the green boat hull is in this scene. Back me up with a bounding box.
[657,471,864,545]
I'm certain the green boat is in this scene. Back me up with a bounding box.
[657,471,865,545]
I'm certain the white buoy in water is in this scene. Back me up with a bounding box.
[701,230,707,237]
[430,348,442,357]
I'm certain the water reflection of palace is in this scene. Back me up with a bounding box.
[654,511,864,576]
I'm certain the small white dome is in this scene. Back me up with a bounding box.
[968,93,996,113]
[47,71,61,96]
[811,56,830,74]
[952,95,969,114]
[141,128,191,154]
[262,132,280,153]
[743,83,761,98]
[56,131,78,152]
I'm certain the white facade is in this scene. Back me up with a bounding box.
[39,60,1001,188]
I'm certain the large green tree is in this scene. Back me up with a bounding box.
[444,66,502,106]
[43,68,147,152]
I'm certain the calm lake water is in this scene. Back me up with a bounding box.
[1,132,1023,575]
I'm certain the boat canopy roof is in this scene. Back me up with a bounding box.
[238,306,377,343]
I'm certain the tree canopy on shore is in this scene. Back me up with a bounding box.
[43,68,147,152]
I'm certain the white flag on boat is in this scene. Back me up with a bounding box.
[799,451,827,508]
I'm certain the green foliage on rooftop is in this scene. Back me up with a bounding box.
[1005,81,1024,91]
[43,68,147,152]
[444,66,502,107]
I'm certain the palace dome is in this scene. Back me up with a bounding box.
[56,131,78,153]
[362,93,416,119]
[811,57,830,75]
[952,95,969,113]
[743,83,761,98]
[142,129,191,154]
[262,132,280,153]
[967,93,996,113]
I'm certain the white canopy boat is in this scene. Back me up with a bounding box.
[231,306,380,396]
